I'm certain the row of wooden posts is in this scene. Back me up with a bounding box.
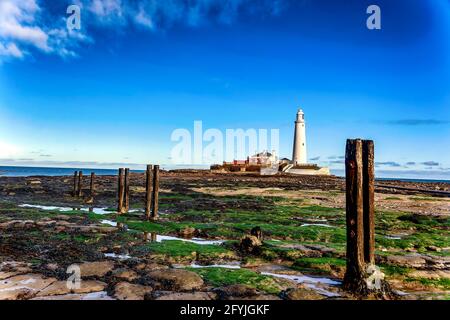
[72,165,160,221]
[117,165,160,220]
[69,138,378,293]
[72,171,95,199]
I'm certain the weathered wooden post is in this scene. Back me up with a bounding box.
[117,168,125,214]
[151,165,160,220]
[362,140,375,264]
[73,171,78,196]
[124,168,130,213]
[343,139,365,292]
[145,165,153,220]
[344,139,384,295]
[87,172,95,203]
[77,171,83,197]
[90,172,95,197]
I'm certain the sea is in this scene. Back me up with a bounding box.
[0,166,144,177]
[0,165,449,184]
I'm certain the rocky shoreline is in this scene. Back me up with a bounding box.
[0,172,449,300]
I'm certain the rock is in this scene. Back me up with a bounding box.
[303,244,337,255]
[93,226,117,234]
[114,282,153,300]
[0,261,32,280]
[152,291,217,300]
[0,274,57,300]
[32,291,114,300]
[112,245,122,253]
[214,284,258,299]
[422,255,450,269]
[409,270,450,279]
[0,220,35,229]
[79,261,115,278]
[148,269,204,291]
[385,255,427,268]
[36,220,57,227]
[75,280,107,294]
[27,180,41,185]
[0,271,22,280]
[281,287,326,300]
[55,221,72,227]
[239,235,262,254]
[426,246,441,252]
[178,227,196,238]
[45,263,59,271]
[112,268,138,281]
[36,280,107,297]
[228,294,282,300]
[135,263,169,272]
[54,215,72,221]
[36,282,70,297]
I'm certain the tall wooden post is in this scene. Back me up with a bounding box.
[344,139,379,294]
[77,171,83,197]
[363,140,375,264]
[73,171,78,196]
[344,139,365,291]
[117,168,125,214]
[124,168,130,213]
[151,165,160,220]
[145,165,153,220]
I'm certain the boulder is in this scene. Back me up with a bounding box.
[114,282,153,300]
[239,235,262,254]
[78,261,115,278]
[178,227,196,238]
[0,261,32,280]
[385,255,427,268]
[36,280,107,297]
[0,274,57,300]
[112,268,138,281]
[426,246,441,252]
[148,269,204,291]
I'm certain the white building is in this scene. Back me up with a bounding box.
[286,108,330,176]
[249,150,277,166]
[292,109,307,165]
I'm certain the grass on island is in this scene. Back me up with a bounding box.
[188,267,289,295]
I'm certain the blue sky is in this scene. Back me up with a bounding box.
[0,0,449,179]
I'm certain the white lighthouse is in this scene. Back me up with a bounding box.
[292,109,307,165]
